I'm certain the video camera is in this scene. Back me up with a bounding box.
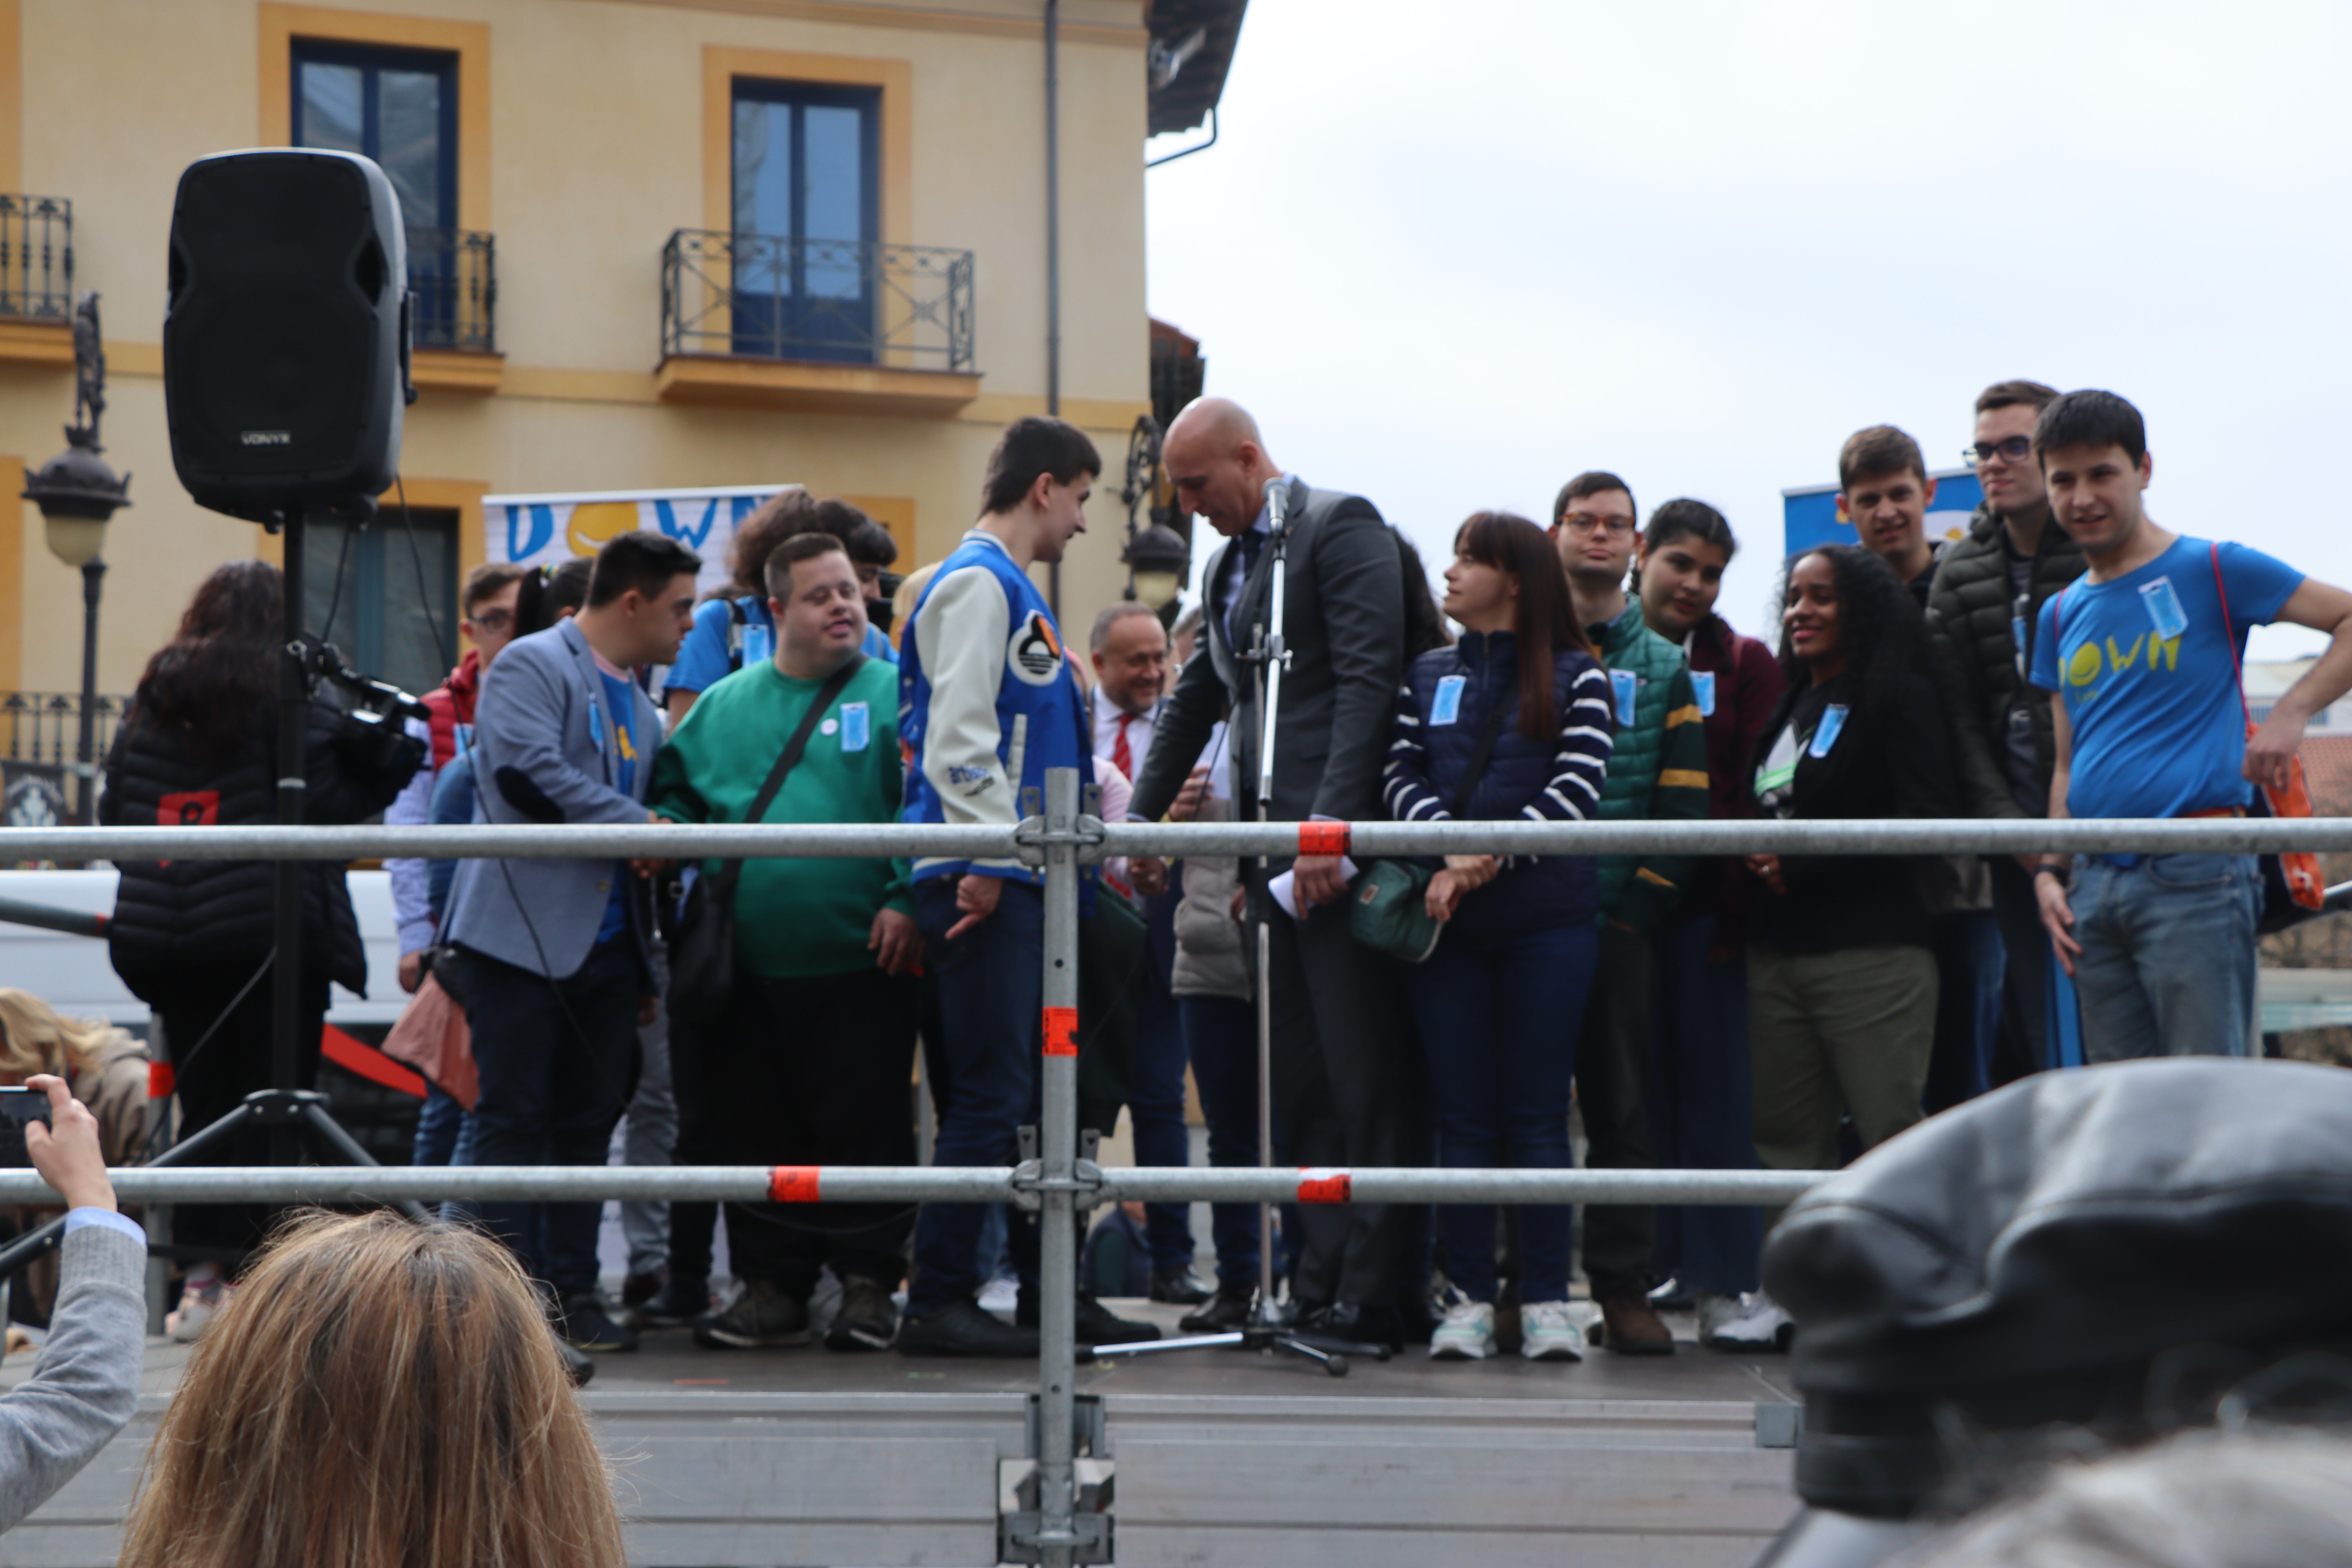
[295,636,430,782]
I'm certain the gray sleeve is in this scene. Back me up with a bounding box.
[477,641,648,828]
[0,1223,145,1532]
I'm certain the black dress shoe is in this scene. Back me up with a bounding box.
[1178,1286,1254,1334]
[1297,1301,1403,1352]
[1149,1268,1213,1305]
[1016,1290,1163,1346]
[556,1338,596,1387]
[895,1298,1040,1358]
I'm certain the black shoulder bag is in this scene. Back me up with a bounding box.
[668,655,865,1026]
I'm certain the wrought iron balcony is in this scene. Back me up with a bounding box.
[661,229,974,373]
[0,196,71,322]
[407,227,495,354]
[3,691,125,771]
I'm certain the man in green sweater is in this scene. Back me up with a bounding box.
[649,532,922,1353]
[1554,471,1711,1355]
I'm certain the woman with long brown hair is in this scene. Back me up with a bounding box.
[101,561,419,1338]
[1381,510,1614,1363]
[118,1210,625,1568]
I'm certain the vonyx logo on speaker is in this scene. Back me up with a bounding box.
[240,430,292,446]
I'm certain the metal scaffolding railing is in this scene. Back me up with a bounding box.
[6,793,2347,1566]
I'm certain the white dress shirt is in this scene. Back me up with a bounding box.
[1091,684,1160,785]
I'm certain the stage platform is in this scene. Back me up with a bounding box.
[2,1298,1802,1567]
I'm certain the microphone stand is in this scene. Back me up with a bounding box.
[1091,477,1389,1376]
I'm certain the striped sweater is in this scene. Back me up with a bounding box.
[1383,631,1614,935]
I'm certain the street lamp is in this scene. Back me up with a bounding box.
[1119,414,1190,612]
[23,294,131,824]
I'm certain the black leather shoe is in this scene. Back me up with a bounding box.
[556,1338,596,1387]
[1149,1268,1213,1305]
[1178,1285,1254,1334]
[1297,1301,1402,1352]
[895,1298,1040,1358]
[1017,1290,1163,1347]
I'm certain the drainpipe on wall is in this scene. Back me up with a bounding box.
[1045,0,1062,617]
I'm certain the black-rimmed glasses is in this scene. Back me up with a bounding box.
[1964,436,2033,467]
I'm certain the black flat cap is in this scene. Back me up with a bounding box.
[1764,1058,2352,1516]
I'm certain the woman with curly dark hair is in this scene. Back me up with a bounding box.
[101,561,419,1334]
[1742,544,1956,1279]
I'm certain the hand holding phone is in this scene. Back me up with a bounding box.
[15,1076,115,1213]
[0,1085,54,1168]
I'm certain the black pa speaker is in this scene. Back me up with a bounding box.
[165,149,412,521]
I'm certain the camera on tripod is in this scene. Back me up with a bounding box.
[297,636,428,781]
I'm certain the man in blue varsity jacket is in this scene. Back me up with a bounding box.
[895,417,1156,1357]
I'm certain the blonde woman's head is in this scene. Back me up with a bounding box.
[118,1209,624,1568]
[0,990,129,1083]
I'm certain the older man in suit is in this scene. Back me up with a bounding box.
[446,529,701,1356]
[1129,396,1417,1345]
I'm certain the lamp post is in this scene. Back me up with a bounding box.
[1120,414,1190,613]
[23,294,130,825]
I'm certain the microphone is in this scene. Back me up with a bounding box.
[1262,476,1287,535]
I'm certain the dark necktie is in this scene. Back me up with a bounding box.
[1225,528,1267,651]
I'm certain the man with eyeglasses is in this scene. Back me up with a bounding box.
[1922,380,2083,1080]
[1552,472,1710,1356]
[389,561,530,998]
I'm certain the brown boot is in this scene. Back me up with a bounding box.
[1593,1292,1676,1356]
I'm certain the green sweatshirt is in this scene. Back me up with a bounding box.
[648,656,911,979]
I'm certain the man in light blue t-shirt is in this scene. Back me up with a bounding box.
[2028,390,2352,1062]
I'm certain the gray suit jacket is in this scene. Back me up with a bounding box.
[0,1222,144,1534]
[1132,478,1403,840]
[446,619,662,978]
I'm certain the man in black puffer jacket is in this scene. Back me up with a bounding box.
[103,563,420,1274]
[1922,380,2083,1083]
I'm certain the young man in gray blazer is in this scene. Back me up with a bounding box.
[446,530,700,1354]
[1130,396,1416,1347]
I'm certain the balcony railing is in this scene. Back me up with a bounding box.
[0,196,71,322]
[407,227,495,354]
[661,229,974,372]
[2,691,126,773]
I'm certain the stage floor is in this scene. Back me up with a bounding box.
[8,1297,1804,1568]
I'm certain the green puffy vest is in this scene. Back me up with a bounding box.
[1594,602,1698,919]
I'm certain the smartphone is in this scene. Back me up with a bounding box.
[0,1087,52,1168]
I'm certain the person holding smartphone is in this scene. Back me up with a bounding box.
[0,1075,147,1532]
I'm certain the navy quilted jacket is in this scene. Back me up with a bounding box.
[1383,630,1613,937]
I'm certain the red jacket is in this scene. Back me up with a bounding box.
[419,648,482,769]
[1683,614,1784,933]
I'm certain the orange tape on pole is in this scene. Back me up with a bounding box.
[1043,1006,1079,1057]
[1298,821,1350,857]
[1298,1168,1352,1204]
[769,1166,822,1203]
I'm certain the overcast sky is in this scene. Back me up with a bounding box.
[1142,0,2351,661]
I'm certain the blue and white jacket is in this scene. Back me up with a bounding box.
[899,529,1093,885]
[1382,630,1613,936]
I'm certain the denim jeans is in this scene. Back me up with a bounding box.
[907,877,1044,1318]
[1403,921,1597,1305]
[459,939,643,1298]
[1924,909,2006,1114]
[1131,889,1196,1275]
[1649,914,1762,1298]
[618,942,676,1278]
[412,1082,465,1166]
[2069,853,2261,1063]
[1177,994,1281,1289]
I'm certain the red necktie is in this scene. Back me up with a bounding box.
[1112,712,1134,780]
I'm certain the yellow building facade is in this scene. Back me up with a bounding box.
[0,0,1169,704]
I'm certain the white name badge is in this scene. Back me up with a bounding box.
[1611,668,1641,727]
[1431,675,1466,725]
[840,701,870,752]
[1808,704,1850,759]
[1691,669,1717,718]
[2140,577,2190,642]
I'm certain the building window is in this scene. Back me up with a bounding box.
[292,41,474,348]
[730,79,879,362]
[303,510,457,701]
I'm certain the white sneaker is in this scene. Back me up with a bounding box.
[1429,1298,1497,1360]
[166,1266,228,1343]
[976,1273,1019,1315]
[1705,1292,1794,1352]
[1519,1300,1585,1362]
[1695,1290,1742,1346]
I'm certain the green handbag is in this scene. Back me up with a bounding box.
[1349,701,1512,964]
